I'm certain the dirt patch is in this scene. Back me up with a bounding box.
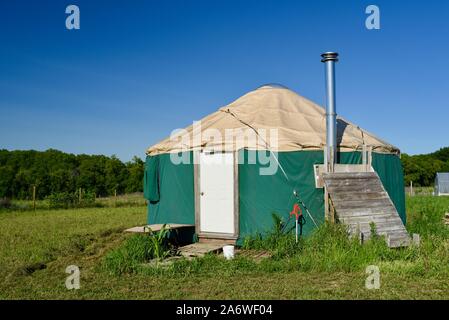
[235,249,272,262]
[100,227,123,238]
[14,262,47,276]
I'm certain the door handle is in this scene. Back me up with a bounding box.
[200,192,204,196]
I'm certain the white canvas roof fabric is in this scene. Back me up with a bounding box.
[146,85,399,156]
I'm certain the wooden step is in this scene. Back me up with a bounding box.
[339,215,402,225]
[331,191,390,202]
[322,172,378,179]
[351,228,410,239]
[332,199,392,210]
[387,234,411,248]
[327,184,385,193]
[323,171,410,248]
[178,242,224,258]
[198,237,236,245]
[348,224,406,235]
[326,181,379,190]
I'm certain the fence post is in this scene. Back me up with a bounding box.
[32,185,36,211]
[79,187,82,203]
[410,181,413,196]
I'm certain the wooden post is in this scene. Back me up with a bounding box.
[32,185,36,211]
[367,145,372,171]
[329,195,336,224]
[412,233,420,247]
[324,187,329,222]
[79,187,82,203]
[362,145,367,171]
[410,181,413,196]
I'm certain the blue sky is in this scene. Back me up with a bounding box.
[0,0,448,161]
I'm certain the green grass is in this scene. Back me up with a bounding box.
[405,186,434,196]
[1,195,449,299]
[2,193,147,211]
[0,207,145,282]
[103,228,173,275]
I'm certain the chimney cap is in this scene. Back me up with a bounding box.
[321,52,339,63]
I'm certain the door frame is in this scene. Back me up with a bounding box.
[193,150,239,240]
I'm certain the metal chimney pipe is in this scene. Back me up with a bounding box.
[321,52,339,172]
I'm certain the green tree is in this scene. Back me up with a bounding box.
[77,157,107,196]
[0,166,15,198]
[125,156,144,193]
[105,155,127,195]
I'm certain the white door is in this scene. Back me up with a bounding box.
[198,152,235,235]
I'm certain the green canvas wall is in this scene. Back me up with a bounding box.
[145,152,195,226]
[144,150,406,243]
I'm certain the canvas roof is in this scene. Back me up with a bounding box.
[146,85,399,156]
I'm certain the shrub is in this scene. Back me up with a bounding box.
[46,190,99,209]
[0,198,11,209]
[46,192,77,209]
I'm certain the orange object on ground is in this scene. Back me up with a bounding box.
[290,203,302,221]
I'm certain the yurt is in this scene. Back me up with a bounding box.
[143,83,406,245]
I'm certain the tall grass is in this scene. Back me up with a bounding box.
[128,197,449,278]
[288,223,420,273]
[406,195,449,238]
[101,196,449,280]
[0,193,147,212]
[103,226,173,275]
[2,196,449,299]
[242,213,299,258]
[103,234,154,275]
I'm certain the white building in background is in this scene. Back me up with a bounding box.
[435,172,449,196]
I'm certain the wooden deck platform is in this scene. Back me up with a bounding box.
[322,171,411,248]
[124,224,194,233]
[178,242,224,258]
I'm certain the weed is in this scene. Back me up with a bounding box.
[146,224,172,260]
[103,226,173,275]
[242,213,299,258]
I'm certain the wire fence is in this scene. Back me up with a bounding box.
[404,186,434,196]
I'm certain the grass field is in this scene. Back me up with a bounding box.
[8,192,147,211]
[1,195,449,299]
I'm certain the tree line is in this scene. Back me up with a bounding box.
[0,149,144,200]
[401,147,449,187]
[1,146,448,200]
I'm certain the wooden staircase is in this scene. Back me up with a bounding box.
[322,172,410,248]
